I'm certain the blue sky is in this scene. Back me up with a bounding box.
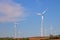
[0,0,60,38]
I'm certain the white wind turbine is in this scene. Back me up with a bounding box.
[50,25,53,35]
[37,8,48,36]
[14,22,18,38]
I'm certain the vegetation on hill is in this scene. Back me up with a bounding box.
[49,34,60,39]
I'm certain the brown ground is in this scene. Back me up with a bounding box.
[29,36,60,40]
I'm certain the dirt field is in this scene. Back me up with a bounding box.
[29,37,60,40]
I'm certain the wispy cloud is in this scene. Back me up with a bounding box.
[0,0,27,22]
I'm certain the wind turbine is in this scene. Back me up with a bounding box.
[37,8,48,36]
[14,22,18,38]
[50,25,53,35]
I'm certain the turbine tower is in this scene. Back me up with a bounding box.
[37,8,48,36]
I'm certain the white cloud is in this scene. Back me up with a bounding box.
[0,0,26,22]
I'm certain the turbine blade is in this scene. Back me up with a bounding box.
[42,8,48,14]
[37,13,42,15]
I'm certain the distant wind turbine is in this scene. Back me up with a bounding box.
[50,25,53,35]
[14,22,18,38]
[37,8,48,36]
